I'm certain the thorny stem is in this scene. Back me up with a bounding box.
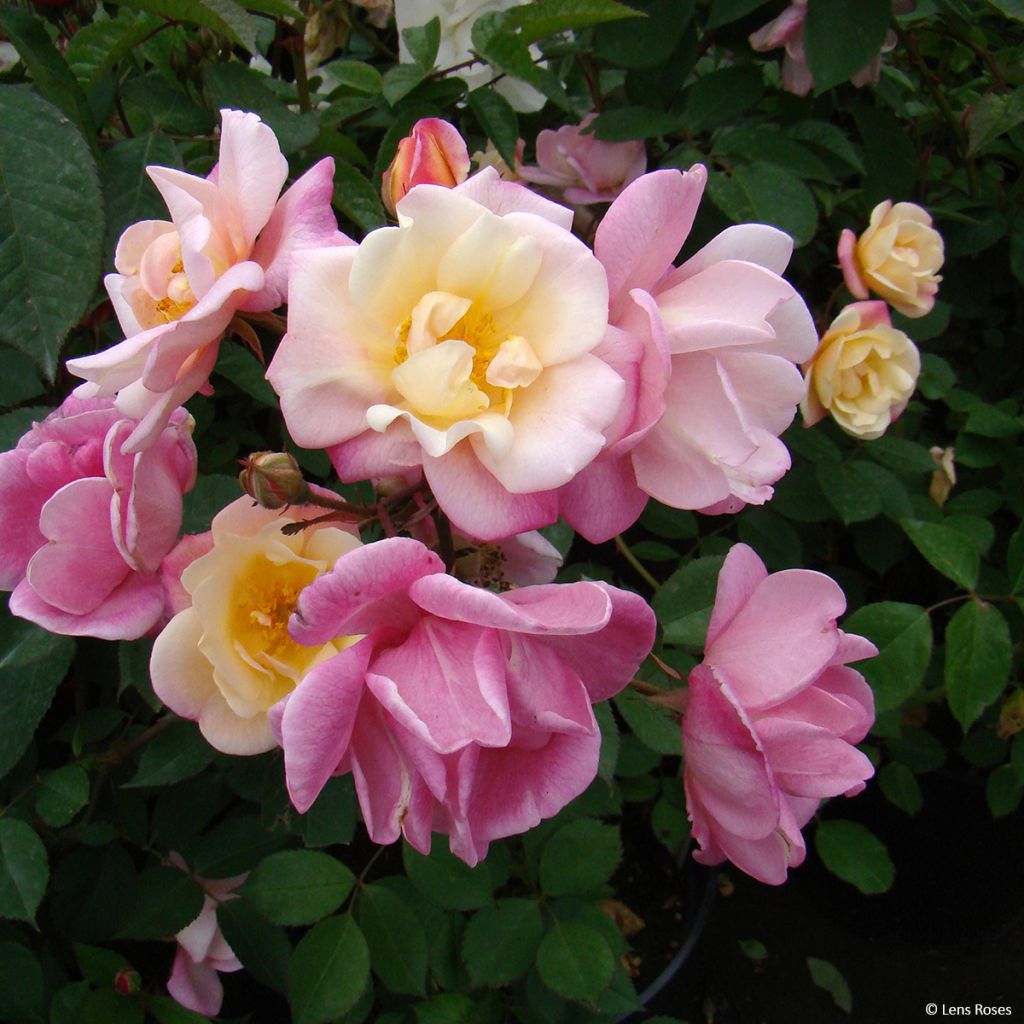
[615,535,661,592]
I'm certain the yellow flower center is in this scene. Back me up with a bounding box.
[155,260,196,323]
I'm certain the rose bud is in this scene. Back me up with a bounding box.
[380,117,471,216]
[238,451,310,509]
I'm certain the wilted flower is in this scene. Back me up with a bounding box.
[802,300,920,439]
[268,169,623,541]
[166,853,245,1017]
[557,167,818,542]
[518,114,647,206]
[395,0,546,112]
[67,109,345,453]
[381,118,471,217]
[350,0,393,27]
[151,495,360,754]
[679,544,876,885]
[928,445,956,507]
[272,537,656,865]
[838,200,944,318]
[0,396,196,639]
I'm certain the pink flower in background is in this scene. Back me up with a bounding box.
[518,114,647,206]
[271,537,655,865]
[67,109,345,454]
[749,0,901,96]
[381,117,471,216]
[268,169,623,542]
[0,396,196,639]
[166,854,244,1017]
[680,544,876,885]
[558,167,818,542]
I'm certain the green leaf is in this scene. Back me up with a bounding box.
[148,995,214,1024]
[401,16,441,69]
[205,63,319,153]
[331,157,388,232]
[0,8,97,147]
[900,519,979,590]
[182,474,242,533]
[292,774,357,848]
[878,762,922,816]
[0,88,103,381]
[214,343,277,405]
[786,120,864,172]
[714,125,834,182]
[462,898,544,986]
[888,726,946,774]
[654,555,724,647]
[686,65,764,132]
[593,0,691,69]
[540,820,621,896]
[967,88,1024,156]
[989,765,1024,817]
[508,0,645,45]
[472,16,542,88]
[193,814,287,877]
[102,133,182,266]
[35,765,89,827]
[0,941,44,1023]
[865,435,936,475]
[381,64,427,106]
[814,819,894,894]
[0,346,43,406]
[289,915,371,1024]
[964,402,1023,438]
[242,850,354,926]
[803,0,890,94]
[737,507,802,570]
[321,60,382,94]
[121,75,213,135]
[217,897,291,993]
[80,990,143,1024]
[115,866,204,940]
[403,842,493,910]
[843,602,931,713]
[945,600,1013,731]
[536,922,614,1006]
[588,106,682,141]
[0,614,75,778]
[0,819,48,925]
[66,13,159,89]
[74,943,131,988]
[709,0,769,27]
[707,162,817,247]
[614,690,681,755]
[111,0,262,53]
[357,882,428,995]
[816,460,883,524]
[807,957,852,1014]
[123,721,215,788]
[467,87,519,168]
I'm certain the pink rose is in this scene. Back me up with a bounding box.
[67,109,345,454]
[680,544,877,884]
[271,537,656,865]
[749,0,899,97]
[558,167,818,542]
[267,169,624,542]
[0,396,196,639]
[166,853,244,1017]
[381,118,471,217]
[518,114,647,206]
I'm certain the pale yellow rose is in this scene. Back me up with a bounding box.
[151,497,361,754]
[838,200,944,318]
[802,301,920,440]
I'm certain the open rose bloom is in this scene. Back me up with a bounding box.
[67,109,343,453]
[268,169,624,541]
[680,545,877,884]
[0,396,196,639]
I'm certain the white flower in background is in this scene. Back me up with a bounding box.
[395,0,546,112]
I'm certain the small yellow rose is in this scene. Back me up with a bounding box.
[838,200,944,318]
[802,301,920,440]
[151,496,362,754]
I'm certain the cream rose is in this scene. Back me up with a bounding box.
[801,301,920,440]
[838,200,944,318]
[151,496,362,754]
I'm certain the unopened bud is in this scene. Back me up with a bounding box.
[381,118,471,217]
[239,451,310,509]
[113,969,140,995]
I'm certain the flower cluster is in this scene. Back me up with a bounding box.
[0,108,885,1015]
